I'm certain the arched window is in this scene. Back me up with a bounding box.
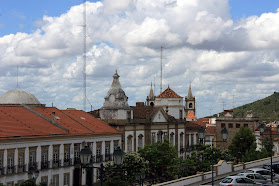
[157,131,163,143]
[189,103,193,108]
[138,134,143,149]
[170,132,174,146]
[180,132,184,151]
[127,135,133,152]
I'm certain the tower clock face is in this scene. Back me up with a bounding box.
[109,95,115,103]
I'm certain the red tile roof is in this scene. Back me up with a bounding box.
[192,118,210,127]
[186,111,196,119]
[0,106,121,139]
[205,126,216,134]
[0,107,67,138]
[156,86,183,98]
[132,106,157,119]
[62,110,120,134]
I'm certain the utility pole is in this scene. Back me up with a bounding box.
[82,0,87,111]
[160,46,163,93]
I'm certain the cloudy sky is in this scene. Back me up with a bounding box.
[1,0,279,118]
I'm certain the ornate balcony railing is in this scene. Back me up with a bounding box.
[52,160,61,168]
[28,162,38,171]
[41,161,50,169]
[105,154,112,161]
[0,167,6,175]
[74,157,80,165]
[186,145,196,152]
[7,165,16,174]
[17,164,26,173]
[96,155,103,162]
[64,158,72,167]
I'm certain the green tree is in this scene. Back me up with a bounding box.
[138,140,179,183]
[228,127,257,162]
[104,152,148,185]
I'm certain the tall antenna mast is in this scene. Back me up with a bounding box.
[83,0,87,111]
[154,76,155,96]
[160,46,163,93]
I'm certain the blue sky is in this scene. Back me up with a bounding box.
[1,0,279,37]
[1,0,279,118]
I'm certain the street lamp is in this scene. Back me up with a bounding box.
[135,170,145,186]
[198,126,228,186]
[258,123,279,184]
[80,146,125,186]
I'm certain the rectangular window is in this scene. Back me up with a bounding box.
[18,152,24,172]
[53,149,59,168]
[7,182,14,186]
[64,173,70,186]
[229,123,233,128]
[127,111,131,122]
[96,144,102,162]
[138,135,143,149]
[170,133,174,146]
[42,150,48,163]
[114,141,119,150]
[236,123,240,128]
[8,153,14,174]
[221,123,226,128]
[244,123,248,127]
[30,151,36,163]
[74,144,80,164]
[41,176,48,185]
[53,175,59,186]
[0,154,3,175]
[179,110,183,120]
[152,132,156,143]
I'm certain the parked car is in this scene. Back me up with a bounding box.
[263,162,279,174]
[245,168,279,181]
[219,176,261,185]
[237,173,269,184]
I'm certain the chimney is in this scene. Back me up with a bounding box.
[52,111,56,123]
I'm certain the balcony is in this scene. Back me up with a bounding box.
[186,145,196,152]
[96,155,103,163]
[7,165,15,174]
[64,158,72,167]
[52,160,61,168]
[17,164,26,173]
[105,154,112,161]
[28,162,38,171]
[74,157,80,165]
[41,161,50,169]
[0,167,5,175]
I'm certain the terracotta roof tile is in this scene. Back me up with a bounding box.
[0,107,67,138]
[156,86,183,98]
[192,118,210,127]
[0,106,121,140]
[132,106,157,119]
[62,110,120,134]
[205,126,216,134]
[186,111,196,119]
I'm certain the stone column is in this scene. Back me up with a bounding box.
[70,143,74,159]
[48,145,53,168]
[37,146,41,170]
[25,147,29,167]
[14,148,18,173]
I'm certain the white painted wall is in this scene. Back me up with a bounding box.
[0,134,121,185]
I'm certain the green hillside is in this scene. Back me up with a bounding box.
[230,92,279,122]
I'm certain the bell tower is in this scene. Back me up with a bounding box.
[146,82,155,107]
[185,83,195,115]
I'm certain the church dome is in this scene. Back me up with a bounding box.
[0,89,41,105]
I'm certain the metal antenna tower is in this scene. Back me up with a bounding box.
[82,0,87,111]
[160,46,163,93]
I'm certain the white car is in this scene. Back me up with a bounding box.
[237,173,269,184]
[244,168,279,181]
[219,176,261,185]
